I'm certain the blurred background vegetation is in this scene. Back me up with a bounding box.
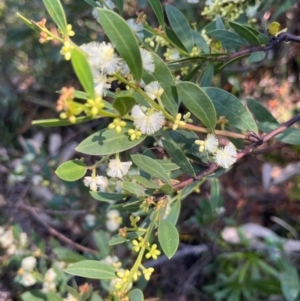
[2,0,300,300]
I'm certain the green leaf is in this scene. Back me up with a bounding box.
[256,260,279,278]
[155,160,180,171]
[160,87,179,118]
[122,182,148,196]
[227,289,241,301]
[178,181,199,201]
[22,291,47,301]
[166,4,194,52]
[258,33,270,45]
[32,116,96,127]
[183,64,202,82]
[91,294,104,301]
[165,26,187,52]
[248,51,266,63]
[53,247,87,263]
[109,235,127,245]
[203,87,258,133]
[134,91,149,107]
[167,130,202,158]
[192,31,210,54]
[243,25,261,37]
[93,230,110,256]
[42,0,67,34]
[71,47,95,99]
[143,52,178,116]
[166,199,181,225]
[66,287,79,299]
[113,198,142,212]
[55,160,87,182]
[97,8,142,82]
[46,294,63,301]
[158,220,179,259]
[22,291,63,301]
[258,122,300,145]
[64,260,116,279]
[215,53,250,73]
[281,264,300,301]
[73,90,89,100]
[246,99,277,123]
[162,133,195,177]
[90,192,126,202]
[252,280,282,294]
[229,21,261,45]
[210,178,221,209]
[113,93,136,116]
[200,64,214,87]
[149,0,165,29]
[215,15,225,29]
[76,126,145,155]
[16,13,39,32]
[128,289,144,301]
[114,0,124,14]
[177,82,217,131]
[84,0,97,7]
[158,183,174,195]
[131,154,170,183]
[129,175,160,189]
[214,288,232,300]
[208,29,249,47]
[149,52,176,89]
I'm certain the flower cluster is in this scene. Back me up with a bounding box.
[17,256,37,287]
[132,236,147,252]
[108,118,127,134]
[131,105,165,135]
[214,142,238,169]
[145,243,161,260]
[56,87,81,123]
[164,48,180,61]
[81,42,121,75]
[107,158,132,178]
[195,134,237,169]
[172,113,186,131]
[0,226,28,256]
[42,267,58,293]
[80,40,155,96]
[110,237,160,294]
[83,175,108,192]
[202,0,260,22]
[83,157,132,195]
[106,209,122,232]
[15,255,65,290]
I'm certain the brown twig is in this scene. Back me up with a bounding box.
[19,203,98,254]
[14,123,100,254]
[164,122,248,140]
[28,206,87,215]
[251,143,285,155]
[227,32,300,61]
[173,113,300,191]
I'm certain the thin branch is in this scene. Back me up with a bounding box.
[262,113,300,142]
[227,32,300,61]
[27,206,87,215]
[251,143,285,155]
[173,113,300,191]
[14,123,100,254]
[237,113,300,160]
[164,122,247,140]
[19,203,98,254]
